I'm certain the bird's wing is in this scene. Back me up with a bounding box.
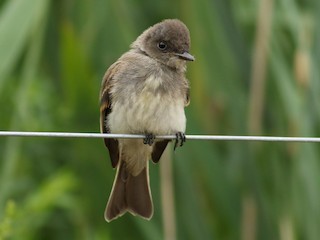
[185,86,190,106]
[100,62,122,168]
[151,140,169,163]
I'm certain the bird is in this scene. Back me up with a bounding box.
[99,19,194,222]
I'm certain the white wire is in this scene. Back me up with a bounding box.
[0,131,320,142]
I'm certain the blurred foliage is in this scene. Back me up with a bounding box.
[0,0,320,239]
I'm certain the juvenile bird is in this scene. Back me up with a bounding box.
[100,19,194,222]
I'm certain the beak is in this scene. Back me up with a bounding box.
[175,52,195,61]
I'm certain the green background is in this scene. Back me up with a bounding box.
[0,0,320,239]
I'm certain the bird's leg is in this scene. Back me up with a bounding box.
[143,133,155,146]
[174,132,186,151]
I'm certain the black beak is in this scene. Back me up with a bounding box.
[175,52,195,61]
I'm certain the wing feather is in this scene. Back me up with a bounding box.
[100,62,122,168]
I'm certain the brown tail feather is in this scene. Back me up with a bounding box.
[105,160,153,222]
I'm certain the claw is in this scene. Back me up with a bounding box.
[174,135,179,150]
[174,132,186,151]
[143,133,155,146]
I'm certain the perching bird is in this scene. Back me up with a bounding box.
[99,19,194,222]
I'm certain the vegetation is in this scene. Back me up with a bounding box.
[0,0,320,239]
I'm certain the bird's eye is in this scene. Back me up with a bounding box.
[158,42,167,50]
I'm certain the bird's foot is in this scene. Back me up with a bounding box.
[174,132,186,151]
[143,133,155,146]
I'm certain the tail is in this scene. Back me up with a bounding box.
[105,160,153,222]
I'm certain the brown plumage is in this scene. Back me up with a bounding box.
[100,19,194,222]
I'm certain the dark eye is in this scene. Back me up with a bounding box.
[158,41,167,50]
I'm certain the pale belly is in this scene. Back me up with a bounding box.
[107,91,186,135]
[107,89,186,175]
[106,73,187,175]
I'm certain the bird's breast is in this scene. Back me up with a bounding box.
[108,74,186,135]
